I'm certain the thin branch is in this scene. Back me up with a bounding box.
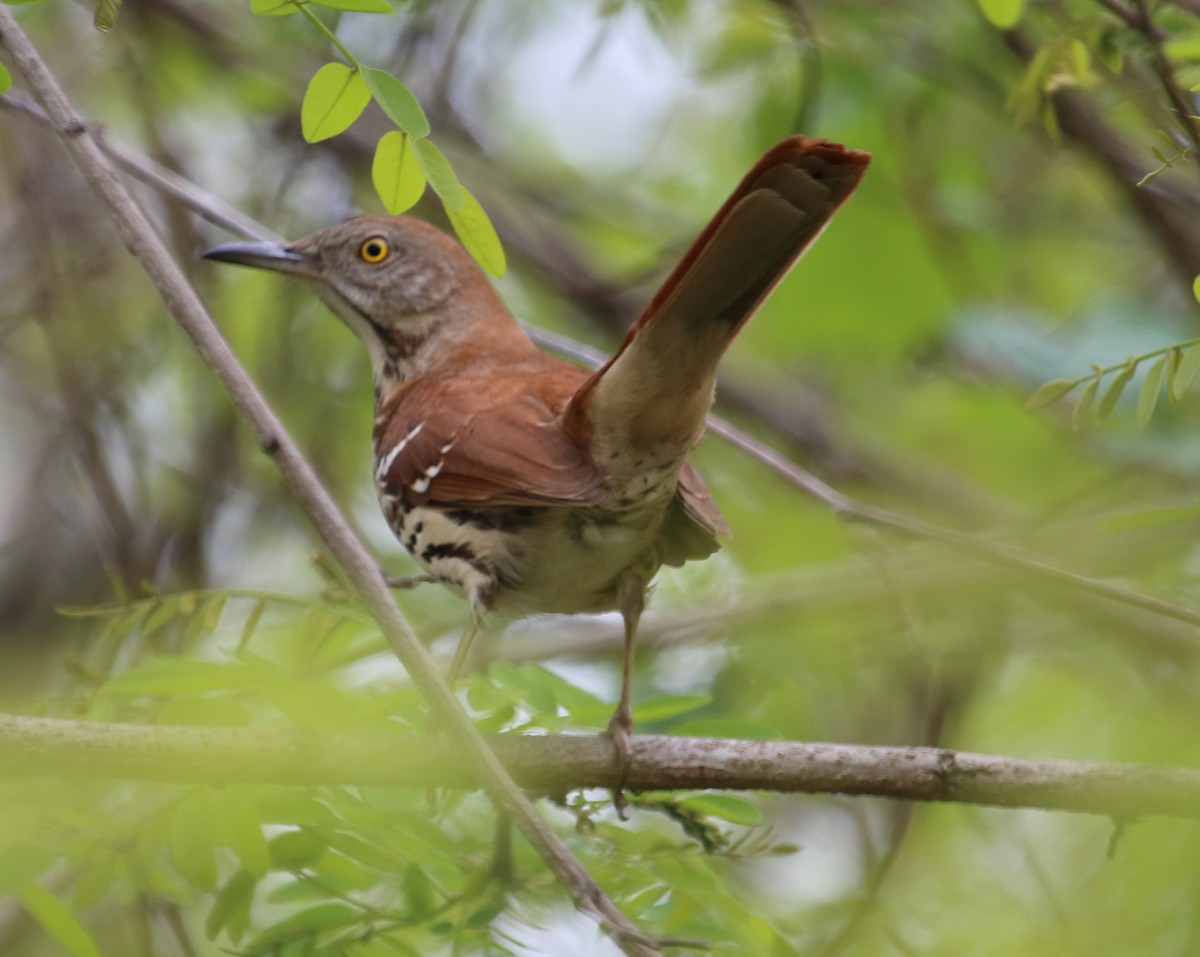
[0,16,658,957]
[2,714,1198,820]
[1130,0,1200,153]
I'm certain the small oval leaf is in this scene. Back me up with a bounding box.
[1025,377,1077,412]
[413,138,464,210]
[1173,344,1200,402]
[363,68,430,138]
[446,186,506,278]
[977,0,1024,28]
[301,63,370,143]
[372,131,427,214]
[678,794,764,826]
[1097,359,1136,421]
[312,0,392,10]
[1136,356,1167,429]
[1193,274,1200,304]
[1072,375,1099,431]
[19,884,101,957]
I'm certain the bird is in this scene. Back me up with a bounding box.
[203,135,869,779]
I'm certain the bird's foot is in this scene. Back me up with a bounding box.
[385,573,438,590]
[605,706,634,820]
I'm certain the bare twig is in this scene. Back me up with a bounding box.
[0,14,659,956]
[2,713,1198,820]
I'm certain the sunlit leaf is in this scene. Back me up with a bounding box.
[446,186,506,278]
[1193,274,1200,303]
[977,0,1024,30]
[1025,377,1076,411]
[19,884,101,957]
[1136,355,1167,429]
[372,131,426,214]
[301,63,371,143]
[413,138,464,210]
[363,68,430,138]
[678,794,764,826]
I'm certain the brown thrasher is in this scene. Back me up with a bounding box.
[204,135,869,765]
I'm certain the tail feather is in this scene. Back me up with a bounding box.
[566,136,869,462]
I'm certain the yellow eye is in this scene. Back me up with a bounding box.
[359,237,389,263]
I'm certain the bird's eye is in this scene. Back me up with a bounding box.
[359,237,390,263]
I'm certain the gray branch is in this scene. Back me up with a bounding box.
[3,714,1197,820]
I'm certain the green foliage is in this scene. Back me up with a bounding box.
[0,61,10,93]
[1027,338,1200,429]
[254,0,505,275]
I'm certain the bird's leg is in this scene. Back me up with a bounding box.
[447,609,483,685]
[385,573,438,590]
[606,575,645,819]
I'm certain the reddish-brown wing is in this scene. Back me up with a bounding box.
[374,372,606,508]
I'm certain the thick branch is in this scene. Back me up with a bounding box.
[0,14,658,956]
[2,714,1197,820]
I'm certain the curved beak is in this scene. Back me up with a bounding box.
[201,240,316,277]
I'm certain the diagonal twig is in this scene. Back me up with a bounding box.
[0,12,660,956]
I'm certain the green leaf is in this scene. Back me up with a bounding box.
[1172,344,1200,402]
[250,0,300,14]
[19,884,101,957]
[218,790,271,878]
[632,693,712,723]
[248,903,358,949]
[313,0,393,11]
[269,829,327,869]
[446,186,506,278]
[413,138,464,210]
[301,63,371,143]
[1136,355,1167,429]
[1071,374,1099,431]
[1025,377,1076,412]
[977,0,1023,29]
[206,870,255,943]
[670,717,783,740]
[93,0,121,31]
[677,794,764,826]
[363,68,430,138]
[1100,505,1200,532]
[1097,359,1136,421]
[372,131,426,214]
[1193,275,1200,304]
[0,63,11,93]
[0,843,56,893]
[170,792,217,891]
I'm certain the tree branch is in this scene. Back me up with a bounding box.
[0,14,660,956]
[2,713,1197,821]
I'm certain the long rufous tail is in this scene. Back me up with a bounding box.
[566,136,870,461]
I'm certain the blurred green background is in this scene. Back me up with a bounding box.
[3,0,1200,954]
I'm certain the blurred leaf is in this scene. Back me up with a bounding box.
[677,794,764,826]
[670,718,782,740]
[1136,355,1166,428]
[1100,505,1200,532]
[170,791,217,891]
[250,0,300,14]
[248,903,359,949]
[412,138,464,210]
[372,131,426,214]
[632,693,712,723]
[1195,274,1200,302]
[1025,377,1076,411]
[363,68,430,138]
[217,790,271,878]
[404,862,435,917]
[0,63,11,94]
[0,843,56,893]
[93,0,120,31]
[1172,344,1200,402]
[1097,359,1136,420]
[1071,374,1098,431]
[269,829,327,869]
[301,63,371,143]
[312,0,392,10]
[206,870,255,943]
[446,186,507,278]
[19,884,101,957]
[977,0,1023,28]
